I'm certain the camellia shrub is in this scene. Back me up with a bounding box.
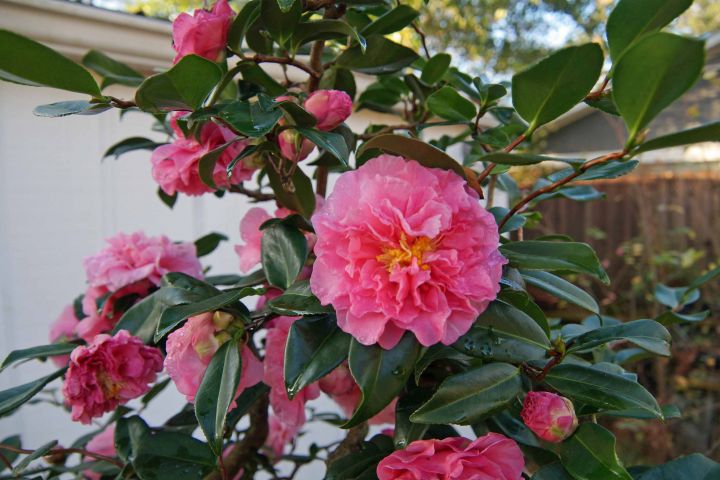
[1,0,719,478]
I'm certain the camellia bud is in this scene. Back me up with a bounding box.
[213,311,234,330]
[303,89,353,131]
[277,129,315,162]
[521,391,578,443]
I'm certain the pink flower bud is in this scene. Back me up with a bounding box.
[171,0,234,63]
[521,391,578,443]
[303,90,353,131]
[277,129,315,162]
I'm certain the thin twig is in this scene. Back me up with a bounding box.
[411,22,431,59]
[242,55,321,79]
[107,96,137,109]
[585,75,611,101]
[0,443,123,468]
[228,184,276,202]
[0,451,12,470]
[476,133,526,183]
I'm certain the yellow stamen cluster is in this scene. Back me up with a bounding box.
[377,233,435,272]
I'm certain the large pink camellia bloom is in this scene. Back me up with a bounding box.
[521,391,578,443]
[311,155,505,349]
[303,90,353,131]
[171,0,234,63]
[376,434,524,480]
[164,312,263,403]
[152,116,254,197]
[319,363,396,425]
[264,316,320,458]
[62,330,163,424]
[84,426,116,480]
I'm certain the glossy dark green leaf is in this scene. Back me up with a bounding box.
[427,86,476,122]
[613,33,705,143]
[498,289,550,336]
[237,62,285,97]
[0,435,21,472]
[267,280,332,316]
[0,369,66,417]
[521,270,599,314]
[634,454,719,480]
[414,344,469,384]
[358,134,466,178]
[512,43,603,133]
[410,363,522,425]
[558,424,632,480]
[276,100,317,128]
[296,127,349,166]
[345,333,421,428]
[394,389,432,448]
[195,340,242,454]
[338,35,419,74]
[210,100,283,137]
[194,232,229,257]
[82,50,143,88]
[112,292,163,343]
[226,382,270,431]
[421,53,451,85]
[606,0,692,63]
[228,0,261,51]
[584,90,620,116]
[261,223,308,289]
[292,20,366,52]
[117,416,216,479]
[158,188,178,208]
[501,241,609,284]
[0,29,101,96]
[261,0,301,46]
[135,55,222,113]
[33,100,111,117]
[325,435,393,480]
[12,440,57,476]
[479,152,583,166]
[532,463,574,479]
[543,364,662,418]
[198,139,240,189]
[568,319,671,356]
[0,344,76,372]
[266,165,316,218]
[284,314,350,398]
[489,206,526,234]
[360,5,419,36]
[634,122,720,154]
[104,137,161,159]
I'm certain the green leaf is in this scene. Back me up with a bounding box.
[195,340,242,455]
[0,369,66,417]
[292,20,366,52]
[512,43,603,133]
[521,270,599,314]
[0,29,101,96]
[237,62,285,97]
[195,100,283,137]
[679,266,720,303]
[104,137,161,159]
[360,5,419,36]
[543,364,662,418]
[113,293,163,343]
[656,309,709,326]
[267,280,332,316]
[296,127,350,166]
[260,0,301,47]
[158,188,178,208]
[325,435,394,480]
[12,440,58,476]
[135,55,222,113]
[284,314,350,399]
[194,232,229,257]
[33,100,111,117]
[634,454,719,480]
[410,363,522,425]
[606,0,692,63]
[228,0,261,52]
[198,139,240,189]
[345,333,421,428]
[117,416,216,479]
[414,344,469,384]
[460,299,550,351]
[532,463,574,479]
[394,389,432,448]
[584,90,620,116]
[338,35,419,75]
[358,134,466,178]
[634,121,720,154]
[276,100,317,128]
[501,241,610,284]
[568,319,671,356]
[261,223,308,289]
[82,50,143,88]
[654,283,699,309]
[0,435,21,472]
[613,32,705,143]
[266,165,316,218]
[1,344,76,372]
[421,53,451,85]
[478,152,583,167]
[427,86,477,122]
[226,382,270,431]
[559,424,632,480]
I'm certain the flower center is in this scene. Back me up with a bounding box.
[99,373,123,399]
[376,233,435,272]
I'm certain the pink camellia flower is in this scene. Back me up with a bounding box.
[304,90,353,131]
[376,433,524,480]
[277,129,315,163]
[311,155,506,349]
[83,231,202,293]
[521,391,578,443]
[49,304,79,367]
[152,117,255,197]
[264,316,320,457]
[84,426,116,480]
[164,312,263,403]
[171,0,234,63]
[62,330,163,424]
[319,363,395,425]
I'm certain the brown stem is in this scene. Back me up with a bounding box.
[325,423,369,468]
[585,75,611,101]
[228,184,276,202]
[0,451,12,470]
[204,392,270,480]
[0,444,123,468]
[498,150,626,229]
[107,96,137,109]
[476,133,526,183]
[243,54,320,79]
[411,22,431,59]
